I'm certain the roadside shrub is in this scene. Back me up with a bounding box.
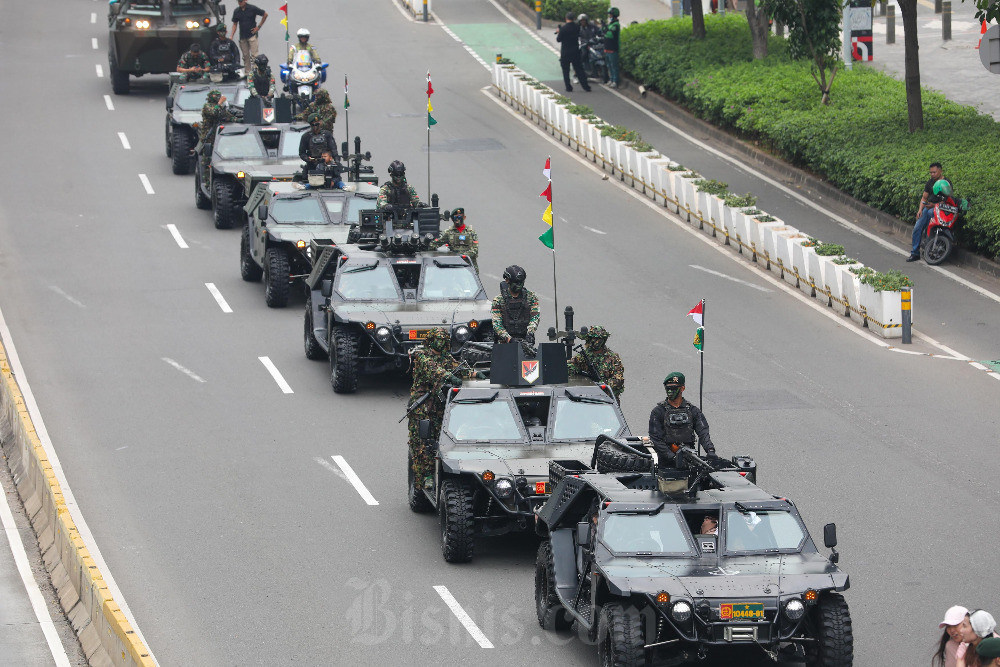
[694,178,729,195]
[860,269,914,291]
[539,0,609,21]
[724,192,757,207]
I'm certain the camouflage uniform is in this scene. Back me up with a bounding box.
[568,325,625,399]
[408,328,461,489]
[491,287,540,342]
[433,224,479,270]
[177,50,209,81]
[248,63,276,98]
[198,90,236,143]
[377,178,421,209]
[295,90,337,130]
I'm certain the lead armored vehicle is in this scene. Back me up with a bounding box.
[165,80,249,174]
[534,444,852,666]
[108,0,225,94]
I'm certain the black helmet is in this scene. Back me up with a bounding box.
[255,54,269,68]
[388,160,406,177]
[503,265,526,285]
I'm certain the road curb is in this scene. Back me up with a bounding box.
[0,343,154,667]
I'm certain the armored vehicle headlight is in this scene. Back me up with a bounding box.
[375,326,391,342]
[237,171,246,179]
[185,20,200,29]
[136,19,151,29]
[493,478,514,498]
[784,599,805,620]
[296,240,306,249]
[671,601,692,622]
[453,325,471,343]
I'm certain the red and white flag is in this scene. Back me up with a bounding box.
[688,300,704,326]
[542,157,551,180]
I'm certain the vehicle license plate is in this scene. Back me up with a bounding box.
[719,602,764,621]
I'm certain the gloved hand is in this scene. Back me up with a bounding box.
[525,332,535,345]
[471,371,487,380]
[445,374,464,387]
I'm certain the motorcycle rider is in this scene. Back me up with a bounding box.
[288,27,321,64]
[247,54,276,99]
[376,161,422,210]
[648,372,716,465]
[208,24,241,76]
[176,42,210,82]
[298,114,337,179]
[908,162,951,262]
[491,265,540,344]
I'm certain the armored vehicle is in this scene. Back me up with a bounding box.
[409,336,634,564]
[108,0,225,95]
[165,80,249,175]
[241,180,380,307]
[534,444,852,666]
[302,210,491,393]
[195,121,308,229]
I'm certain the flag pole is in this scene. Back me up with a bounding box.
[550,182,559,331]
[344,75,349,160]
[699,298,705,411]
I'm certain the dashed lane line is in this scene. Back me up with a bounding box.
[103,95,114,111]
[689,264,773,293]
[90,12,96,23]
[205,283,233,313]
[91,37,98,50]
[47,286,85,308]
[117,132,131,150]
[331,456,379,506]
[258,356,293,394]
[161,358,206,383]
[138,173,154,194]
[165,224,188,249]
[95,64,103,78]
[432,586,495,648]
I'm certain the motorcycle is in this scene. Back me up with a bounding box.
[920,195,968,265]
[280,50,328,103]
[582,35,608,84]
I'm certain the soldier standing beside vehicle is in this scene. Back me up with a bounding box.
[298,114,337,179]
[230,0,268,74]
[491,265,540,344]
[248,54,276,99]
[177,42,209,82]
[567,326,624,399]
[295,89,337,130]
[648,372,715,464]
[377,161,422,210]
[432,207,479,271]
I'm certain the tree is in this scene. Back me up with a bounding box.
[691,0,707,38]
[898,0,924,131]
[764,0,843,104]
[745,0,771,59]
[963,0,999,23]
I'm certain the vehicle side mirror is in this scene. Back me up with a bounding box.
[257,204,268,220]
[320,279,333,298]
[202,143,213,156]
[218,4,227,17]
[418,419,432,440]
[576,521,591,546]
[823,523,837,549]
[166,96,174,110]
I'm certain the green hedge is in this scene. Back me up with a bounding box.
[538,0,610,21]
[621,15,1000,259]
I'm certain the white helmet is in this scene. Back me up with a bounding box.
[297,28,310,39]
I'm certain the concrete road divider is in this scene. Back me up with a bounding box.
[0,343,154,667]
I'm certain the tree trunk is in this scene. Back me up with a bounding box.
[692,0,707,38]
[897,0,924,132]
[745,0,770,58]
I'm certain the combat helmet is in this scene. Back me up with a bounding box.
[315,88,331,103]
[206,89,222,104]
[584,325,609,340]
[423,327,450,351]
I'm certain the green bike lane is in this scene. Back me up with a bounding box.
[447,22,562,80]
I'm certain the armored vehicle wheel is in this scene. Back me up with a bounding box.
[535,541,572,630]
[330,328,360,393]
[194,170,211,209]
[264,248,291,308]
[922,234,952,265]
[440,479,475,563]
[304,298,327,360]
[240,226,263,282]
[171,130,195,175]
[805,593,853,667]
[110,58,130,95]
[213,180,241,229]
[407,454,434,513]
[595,441,651,474]
[165,119,172,158]
[597,603,645,667]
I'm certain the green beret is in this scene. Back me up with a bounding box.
[308,113,320,123]
[978,638,1000,659]
[452,207,465,217]
[663,372,685,387]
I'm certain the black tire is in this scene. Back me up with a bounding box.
[165,119,172,158]
[597,603,645,667]
[805,593,854,667]
[330,327,360,394]
[171,129,195,175]
[440,479,475,563]
[110,58,130,94]
[264,247,291,307]
[194,169,211,209]
[304,297,327,360]
[213,179,240,229]
[535,541,572,631]
[922,233,952,265]
[407,454,434,513]
[594,63,609,84]
[595,441,651,474]
[240,226,263,282]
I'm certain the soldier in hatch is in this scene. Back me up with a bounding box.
[568,325,625,399]
[490,265,539,344]
[431,207,479,271]
[295,88,337,131]
[377,160,422,210]
[648,372,716,466]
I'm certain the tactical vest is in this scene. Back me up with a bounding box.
[450,228,472,249]
[501,285,530,339]
[306,132,331,158]
[659,401,695,445]
[384,181,411,206]
[252,68,270,93]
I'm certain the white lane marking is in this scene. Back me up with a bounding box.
[0,309,158,663]
[91,37,98,50]
[482,0,559,55]
[161,357,206,383]
[138,173,155,194]
[0,485,72,666]
[689,264,772,292]
[103,94,114,111]
[314,457,348,482]
[90,12,96,23]
[48,286,85,308]
[330,456,379,506]
[913,330,969,360]
[205,283,233,313]
[165,224,188,249]
[259,356,293,393]
[582,225,607,235]
[95,64,103,78]
[115,446,129,451]
[432,586,495,648]
[117,132,131,150]
[438,22,490,69]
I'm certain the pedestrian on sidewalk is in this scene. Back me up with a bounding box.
[557,12,591,92]
[908,161,951,261]
[604,7,622,88]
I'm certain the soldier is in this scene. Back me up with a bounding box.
[407,328,471,490]
[197,90,236,169]
[288,27,321,64]
[432,207,479,271]
[295,88,337,131]
[297,114,337,179]
[208,23,240,73]
[491,265,540,344]
[648,372,716,466]
[247,54,276,99]
[376,160,422,210]
[568,326,625,399]
[176,42,209,82]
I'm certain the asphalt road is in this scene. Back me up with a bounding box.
[0,0,997,665]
